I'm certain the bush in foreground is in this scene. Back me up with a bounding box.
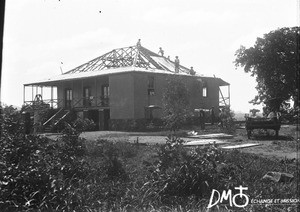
[0,106,298,211]
[0,106,129,211]
[141,135,299,211]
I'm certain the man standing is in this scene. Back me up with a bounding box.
[190,67,196,75]
[136,39,141,47]
[219,108,226,127]
[158,47,164,56]
[199,109,205,130]
[174,56,180,73]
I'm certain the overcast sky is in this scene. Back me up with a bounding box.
[1,0,298,113]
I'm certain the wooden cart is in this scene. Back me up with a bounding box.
[245,117,281,139]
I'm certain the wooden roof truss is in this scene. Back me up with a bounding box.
[64,46,163,75]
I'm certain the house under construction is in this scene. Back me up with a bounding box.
[23,41,230,132]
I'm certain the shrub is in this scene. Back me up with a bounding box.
[72,117,96,132]
[96,139,128,179]
[142,136,299,210]
[0,134,55,211]
[1,105,298,211]
[1,105,23,134]
[0,106,94,211]
[143,136,228,206]
[0,105,132,211]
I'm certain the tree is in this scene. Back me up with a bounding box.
[162,76,191,131]
[234,27,300,111]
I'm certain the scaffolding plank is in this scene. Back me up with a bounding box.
[221,143,262,149]
[184,139,228,146]
[187,133,234,139]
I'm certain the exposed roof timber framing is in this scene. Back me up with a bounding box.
[63,45,190,75]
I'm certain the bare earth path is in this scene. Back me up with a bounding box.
[78,124,299,160]
[79,131,194,144]
[233,125,299,160]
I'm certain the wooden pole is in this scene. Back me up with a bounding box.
[72,81,74,108]
[51,86,53,108]
[23,85,25,104]
[81,80,84,107]
[32,85,34,101]
[95,78,97,106]
[228,85,231,108]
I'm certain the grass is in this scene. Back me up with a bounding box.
[1,119,299,211]
[72,122,300,211]
[78,134,299,211]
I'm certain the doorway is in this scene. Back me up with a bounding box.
[83,87,91,107]
[99,109,110,130]
[65,89,72,108]
[86,110,100,130]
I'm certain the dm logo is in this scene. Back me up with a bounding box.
[207,186,249,209]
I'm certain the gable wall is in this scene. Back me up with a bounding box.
[109,73,134,119]
[131,73,221,119]
[200,77,220,113]
[132,73,148,119]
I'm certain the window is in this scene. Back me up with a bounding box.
[83,87,91,106]
[84,87,90,98]
[202,87,207,97]
[102,85,109,98]
[101,85,109,106]
[65,89,72,108]
[148,76,155,95]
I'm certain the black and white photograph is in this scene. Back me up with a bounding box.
[0,0,299,211]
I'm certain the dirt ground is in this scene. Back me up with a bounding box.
[235,124,299,160]
[77,124,299,160]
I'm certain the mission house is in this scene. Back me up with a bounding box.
[23,43,230,132]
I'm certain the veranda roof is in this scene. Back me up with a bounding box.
[24,66,191,86]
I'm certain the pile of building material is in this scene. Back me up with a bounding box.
[221,143,261,149]
[184,139,228,146]
[187,133,234,139]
